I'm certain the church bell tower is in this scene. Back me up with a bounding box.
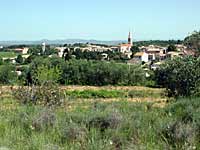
[128,31,132,46]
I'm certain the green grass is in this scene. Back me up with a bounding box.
[0,99,168,150]
[65,89,163,99]
[66,89,126,98]
[0,92,200,149]
[0,52,17,58]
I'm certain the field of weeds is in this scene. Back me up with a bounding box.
[0,86,199,149]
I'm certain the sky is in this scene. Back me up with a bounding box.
[0,0,200,41]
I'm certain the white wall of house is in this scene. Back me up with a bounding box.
[22,48,29,54]
[141,52,149,62]
[120,46,131,53]
[147,53,156,61]
[55,47,66,57]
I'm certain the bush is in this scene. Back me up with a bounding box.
[23,58,148,86]
[9,111,32,135]
[13,81,65,107]
[160,97,200,148]
[161,121,197,148]
[59,59,147,86]
[87,109,123,132]
[32,109,56,131]
[0,65,17,84]
[35,65,62,85]
[60,124,87,143]
[155,56,200,97]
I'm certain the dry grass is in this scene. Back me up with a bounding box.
[0,85,164,93]
[0,86,167,112]
[60,85,164,92]
[65,97,168,112]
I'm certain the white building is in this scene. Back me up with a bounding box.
[133,52,149,62]
[119,32,133,53]
[55,47,67,57]
[140,45,167,61]
[119,44,132,53]
[42,42,46,52]
[14,47,29,54]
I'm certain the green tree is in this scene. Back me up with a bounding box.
[167,45,177,52]
[16,55,23,64]
[59,59,146,86]
[24,55,36,64]
[63,48,73,61]
[28,46,42,55]
[130,46,140,58]
[35,65,62,85]
[0,65,17,84]
[44,46,57,56]
[0,57,3,65]
[184,31,200,51]
[155,56,200,97]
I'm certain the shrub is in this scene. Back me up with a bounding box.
[161,97,200,148]
[0,65,17,84]
[35,65,62,85]
[155,56,200,97]
[161,121,197,148]
[9,111,32,135]
[110,134,123,150]
[16,55,23,64]
[32,109,56,131]
[13,81,65,107]
[87,109,123,132]
[59,59,146,86]
[60,124,87,143]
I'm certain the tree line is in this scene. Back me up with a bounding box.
[19,58,147,86]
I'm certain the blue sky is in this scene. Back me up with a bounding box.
[0,0,200,41]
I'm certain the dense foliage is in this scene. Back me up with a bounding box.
[0,64,17,84]
[167,44,177,52]
[134,40,182,47]
[21,58,147,86]
[184,31,200,52]
[155,56,200,97]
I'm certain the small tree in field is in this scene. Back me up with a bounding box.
[35,65,62,85]
[13,65,65,107]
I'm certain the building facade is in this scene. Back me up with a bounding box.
[119,32,133,53]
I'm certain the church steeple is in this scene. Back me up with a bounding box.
[128,31,132,46]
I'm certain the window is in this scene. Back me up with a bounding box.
[148,55,154,61]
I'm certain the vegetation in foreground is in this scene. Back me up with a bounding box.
[0,85,199,150]
[0,34,199,149]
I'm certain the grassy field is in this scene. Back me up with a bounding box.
[0,52,17,58]
[0,86,199,149]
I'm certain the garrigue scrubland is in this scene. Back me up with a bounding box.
[0,56,200,150]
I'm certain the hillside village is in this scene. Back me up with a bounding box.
[0,32,199,150]
[0,32,196,71]
[1,0,200,148]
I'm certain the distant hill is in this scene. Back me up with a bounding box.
[0,39,126,46]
